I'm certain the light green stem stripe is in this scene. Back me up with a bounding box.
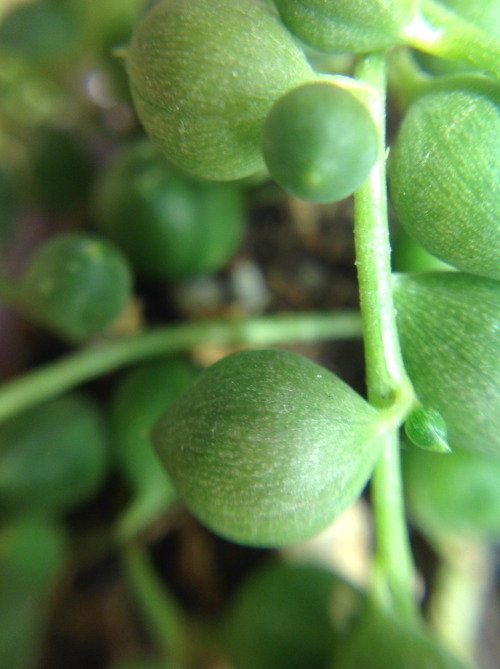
[353,53,414,411]
[371,432,418,620]
[354,52,417,620]
[0,310,362,423]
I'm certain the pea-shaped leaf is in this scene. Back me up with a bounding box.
[391,224,453,273]
[414,0,500,75]
[109,662,168,669]
[438,0,500,39]
[94,142,245,278]
[26,126,93,212]
[0,520,66,669]
[153,349,385,547]
[274,0,415,54]
[404,446,500,541]
[0,2,77,67]
[262,81,379,203]
[331,604,473,669]
[125,0,316,180]
[0,393,109,519]
[388,79,500,280]
[112,358,199,538]
[0,168,15,246]
[223,562,363,669]
[393,272,500,457]
[404,407,451,454]
[19,233,132,341]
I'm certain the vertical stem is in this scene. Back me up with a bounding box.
[353,52,418,620]
[121,541,186,667]
[429,539,494,661]
[370,433,418,620]
[354,52,413,412]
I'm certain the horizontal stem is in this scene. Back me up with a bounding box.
[0,310,362,423]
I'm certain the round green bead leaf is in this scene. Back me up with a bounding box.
[274,0,416,54]
[262,82,378,203]
[414,0,500,75]
[0,520,66,595]
[0,2,77,66]
[404,407,451,454]
[153,349,384,547]
[439,0,500,38]
[393,272,500,457]
[389,80,500,280]
[27,126,93,212]
[404,446,500,540]
[0,520,66,669]
[109,662,168,669]
[20,233,132,341]
[0,394,109,519]
[126,0,316,180]
[94,142,245,278]
[391,224,454,273]
[332,604,473,669]
[223,562,363,669]
[0,168,15,246]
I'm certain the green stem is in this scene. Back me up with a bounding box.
[354,53,414,414]
[354,52,418,620]
[404,0,500,79]
[0,310,362,423]
[429,538,494,661]
[370,432,418,620]
[121,541,186,667]
[387,48,434,111]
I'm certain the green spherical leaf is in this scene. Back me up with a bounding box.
[332,605,473,669]
[413,1,500,76]
[404,407,451,454]
[126,0,316,180]
[27,126,93,211]
[439,0,500,37]
[94,142,246,278]
[0,2,77,65]
[153,349,384,547]
[404,446,500,540]
[391,225,453,273]
[0,519,66,595]
[0,167,15,246]
[223,562,363,669]
[0,394,109,519]
[0,520,66,669]
[393,272,500,457]
[262,81,378,203]
[20,233,132,341]
[274,0,416,54]
[112,358,199,524]
[389,79,500,280]
[109,661,168,669]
